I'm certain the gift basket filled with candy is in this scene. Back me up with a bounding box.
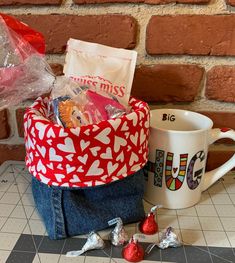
[0,14,150,240]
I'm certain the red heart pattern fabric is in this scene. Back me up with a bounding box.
[24,96,150,188]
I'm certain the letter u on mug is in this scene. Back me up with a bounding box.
[144,109,235,209]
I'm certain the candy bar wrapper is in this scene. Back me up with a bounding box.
[108,218,129,246]
[66,232,105,257]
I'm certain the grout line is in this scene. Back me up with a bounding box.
[175,206,189,263]
[11,164,42,263]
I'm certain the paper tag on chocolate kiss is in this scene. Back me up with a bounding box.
[150,205,162,213]
[133,233,146,241]
[108,217,122,226]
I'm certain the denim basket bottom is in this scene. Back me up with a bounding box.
[32,169,145,239]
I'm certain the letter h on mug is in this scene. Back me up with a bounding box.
[144,109,235,209]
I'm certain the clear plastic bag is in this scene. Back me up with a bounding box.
[0,14,55,110]
[51,77,126,128]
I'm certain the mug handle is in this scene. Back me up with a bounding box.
[202,128,235,191]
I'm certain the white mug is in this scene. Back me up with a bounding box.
[144,109,235,209]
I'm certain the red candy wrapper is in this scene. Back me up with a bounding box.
[122,236,144,262]
[139,205,162,235]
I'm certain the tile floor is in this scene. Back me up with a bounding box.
[0,161,234,263]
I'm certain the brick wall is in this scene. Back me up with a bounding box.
[0,0,235,171]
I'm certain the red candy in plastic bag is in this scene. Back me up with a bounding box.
[0,13,45,54]
[0,14,54,110]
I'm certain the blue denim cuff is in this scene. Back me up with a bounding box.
[32,169,145,239]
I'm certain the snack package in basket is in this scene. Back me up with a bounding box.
[63,39,137,108]
[0,14,55,110]
[51,77,127,128]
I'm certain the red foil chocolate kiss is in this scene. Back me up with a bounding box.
[139,205,162,235]
[122,238,144,262]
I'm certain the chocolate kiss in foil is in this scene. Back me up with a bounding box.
[66,232,105,257]
[109,218,128,246]
[158,227,182,249]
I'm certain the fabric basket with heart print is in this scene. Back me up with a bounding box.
[24,96,150,188]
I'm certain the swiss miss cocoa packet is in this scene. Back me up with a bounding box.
[63,39,137,107]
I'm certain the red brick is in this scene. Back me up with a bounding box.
[131,64,204,102]
[206,66,235,103]
[199,111,235,130]
[206,151,235,171]
[16,108,26,138]
[49,63,63,76]
[146,15,235,56]
[0,109,10,139]
[0,0,62,5]
[15,15,137,54]
[198,111,235,144]
[226,0,235,6]
[0,144,25,165]
[145,0,209,3]
[74,0,208,3]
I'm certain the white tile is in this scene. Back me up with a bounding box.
[181,230,206,246]
[0,173,15,183]
[20,193,35,206]
[226,231,235,247]
[110,259,127,263]
[97,229,111,240]
[15,173,30,184]
[25,185,32,194]
[224,183,235,194]
[223,173,235,183]
[0,192,4,199]
[85,256,110,263]
[33,253,60,263]
[229,194,235,204]
[59,255,85,263]
[7,183,30,194]
[199,217,223,231]
[221,218,235,231]
[0,232,20,250]
[0,192,20,205]
[136,232,159,243]
[178,216,201,230]
[177,207,197,216]
[198,193,212,205]
[1,218,27,233]
[0,250,11,263]
[10,205,35,219]
[208,183,226,194]
[210,193,232,205]
[0,204,15,217]
[157,215,179,229]
[0,182,12,192]
[203,231,231,247]
[27,219,46,235]
[30,208,41,220]
[195,205,217,217]
[0,217,7,229]
[158,208,177,215]
[215,205,235,217]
